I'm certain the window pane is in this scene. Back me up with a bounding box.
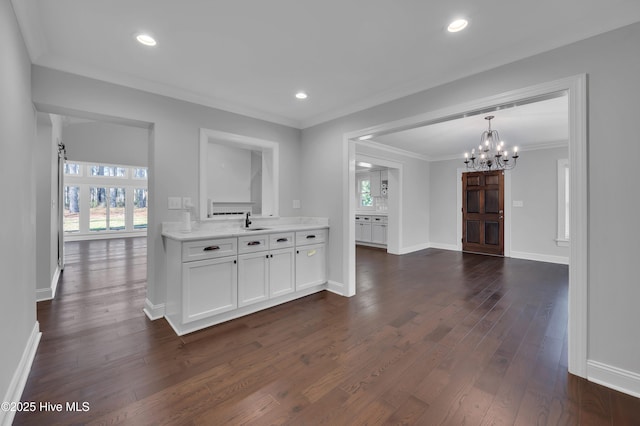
[90,165,126,177]
[89,187,107,231]
[109,187,126,230]
[63,186,80,233]
[134,188,148,229]
[133,168,148,179]
[359,178,372,207]
[64,163,81,175]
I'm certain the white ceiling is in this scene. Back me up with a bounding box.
[13,1,640,130]
[371,93,569,160]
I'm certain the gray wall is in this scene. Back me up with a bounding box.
[429,147,569,262]
[63,120,148,167]
[301,23,640,377]
[0,0,37,415]
[35,115,62,299]
[31,66,302,321]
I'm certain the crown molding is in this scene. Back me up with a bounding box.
[356,139,431,162]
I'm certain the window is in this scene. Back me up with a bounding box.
[90,165,126,177]
[64,163,81,176]
[63,186,80,232]
[557,159,569,246]
[64,161,147,236]
[358,175,373,209]
[133,188,148,229]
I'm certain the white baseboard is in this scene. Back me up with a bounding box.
[587,360,640,398]
[428,242,458,251]
[143,298,165,320]
[392,242,431,255]
[1,322,41,426]
[510,250,569,265]
[36,266,61,302]
[327,280,350,296]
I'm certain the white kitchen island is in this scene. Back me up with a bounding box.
[162,218,328,335]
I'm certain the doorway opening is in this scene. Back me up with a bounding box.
[344,75,587,377]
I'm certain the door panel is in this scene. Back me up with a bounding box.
[462,171,504,256]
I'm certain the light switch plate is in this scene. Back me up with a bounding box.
[292,200,301,209]
[168,197,182,210]
[182,197,192,209]
[513,200,524,207]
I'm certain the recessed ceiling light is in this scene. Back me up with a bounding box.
[358,135,373,141]
[295,92,308,100]
[136,33,157,46]
[357,162,373,168]
[447,19,468,33]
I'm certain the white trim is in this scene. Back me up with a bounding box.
[65,230,147,242]
[587,360,640,399]
[428,242,458,251]
[557,158,570,244]
[143,298,165,320]
[0,322,41,426]
[327,280,347,295]
[199,128,280,220]
[344,74,588,378]
[510,250,569,265]
[357,139,431,162]
[36,265,61,302]
[392,242,431,255]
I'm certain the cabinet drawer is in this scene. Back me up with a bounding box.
[238,234,269,254]
[182,238,237,262]
[296,229,327,246]
[269,232,294,249]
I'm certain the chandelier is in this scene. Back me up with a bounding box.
[464,115,519,171]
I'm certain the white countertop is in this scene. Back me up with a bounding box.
[355,212,388,216]
[162,217,329,241]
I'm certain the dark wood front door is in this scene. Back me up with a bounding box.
[462,171,504,256]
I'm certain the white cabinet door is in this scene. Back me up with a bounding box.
[359,223,372,242]
[269,247,295,298]
[371,223,387,244]
[182,256,237,323]
[238,252,269,307]
[296,243,327,290]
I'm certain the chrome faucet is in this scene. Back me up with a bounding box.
[245,212,252,228]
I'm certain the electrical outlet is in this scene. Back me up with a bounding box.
[168,197,182,210]
[182,197,192,209]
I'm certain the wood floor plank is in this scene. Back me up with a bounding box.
[13,239,640,425]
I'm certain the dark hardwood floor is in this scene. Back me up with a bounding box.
[15,239,640,425]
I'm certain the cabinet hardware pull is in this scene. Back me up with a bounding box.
[203,245,220,251]
[266,254,269,259]
[306,235,316,239]
[276,238,288,242]
[234,260,237,264]
[247,241,261,246]
[270,254,273,258]
[297,250,300,254]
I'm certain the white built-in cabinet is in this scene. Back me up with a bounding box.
[355,215,387,246]
[181,238,238,323]
[164,227,327,335]
[295,229,327,289]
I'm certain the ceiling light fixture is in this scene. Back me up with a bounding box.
[357,162,373,168]
[295,92,308,100]
[136,33,157,46]
[464,116,519,171]
[358,135,373,141]
[447,19,468,33]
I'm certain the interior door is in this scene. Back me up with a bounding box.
[462,170,504,256]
